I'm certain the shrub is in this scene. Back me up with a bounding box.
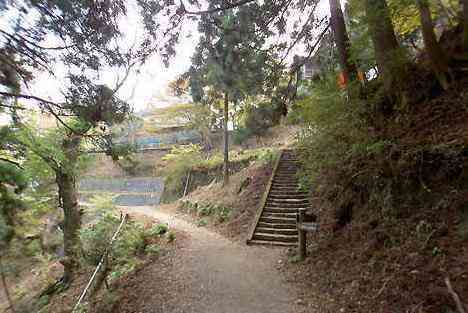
[197,218,208,227]
[81,214,147,266]
[145,244,161,255]
[294,73,371,184]
[167,231,176,242]
[80,213,122,265]
[215,207,232,223]
[147,223,168,236]
[162,144,204,195]
[232,127,251,145]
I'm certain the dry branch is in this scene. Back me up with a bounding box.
[445,277,467,313]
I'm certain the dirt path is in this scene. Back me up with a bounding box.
[120,206,306,313]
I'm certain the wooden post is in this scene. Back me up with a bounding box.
[298,209,307,260]
[183,171,191,197]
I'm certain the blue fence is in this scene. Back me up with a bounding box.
[79,177,165,206]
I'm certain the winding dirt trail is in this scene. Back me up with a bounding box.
[120,206,306,313]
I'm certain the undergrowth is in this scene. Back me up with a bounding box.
[290,67,468,312]
[161,144,277,198]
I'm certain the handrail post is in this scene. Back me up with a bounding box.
[298,209,307,260]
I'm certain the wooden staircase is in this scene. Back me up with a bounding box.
[247,149,309,246]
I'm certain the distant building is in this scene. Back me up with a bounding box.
[293,55,321,80]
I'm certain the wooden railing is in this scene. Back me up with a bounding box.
[72,213,128,312]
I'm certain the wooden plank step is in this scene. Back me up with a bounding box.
[259,216,296,224]
[266,202,309,208]
[274,173,298,177]
[268,195,308,200]
[270,187,300,191]
[253,233,298,243]
[271,181,298,185]
[247,240,297,247]
[263,212,298,218]
[269,191,307,195]
[270,186,301,190]
[257,222,297,229]
[267,198,308,203]
[255,227,298,236]
[264,209,298,215]
[270,185,300,188]
[273,177,298,181]
[272,179,298,183]
[272,181,299,185]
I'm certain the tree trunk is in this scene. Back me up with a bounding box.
[56,135,82,284]
[416,0,451,89]
[462,0,468,51]
[365,0,407,94]
[0,256,16,313]
[223,93,229,186]
[329,0,358,84]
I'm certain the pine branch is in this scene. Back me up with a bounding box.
[180,0,256,15]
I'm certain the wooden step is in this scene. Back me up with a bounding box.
[270,185,300,189]
[273,177,298,181]
[255,227,298,236]
[266,202,309,208]
[257,222,297,229]
[275,173,298,177]
[270,187,301,191]
[247,240,296,247]
[268,194,308,200]
[263,212,298,219]
[268,191,307,196]
[253,232,298,243]
[247,149,306,247]
[272,179,298,186]
[267,198,308,203]
[273,178,298,181]
[264,207,300,214]
[259,216,296,225]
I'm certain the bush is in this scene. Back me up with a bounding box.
[167,231,176,242]
[162,144,204,196]
[294,73,371,184]
[232,127,251,145]
[80,214,151,266]
[88,194,115,213]
[197,218,208,227]
[144,244,160,255]
[146,223,168,236]
[180,200,232,224]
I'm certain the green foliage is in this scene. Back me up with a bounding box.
[162,143,276,196]
[162,144,204,195]
[81,208,171,279]
[88,194,116,213]
[294,74,371,183]
[232,127,251,145]
[197,218,208,227]
[0,159,27,248]
[346,0,376,74]
[147,223,168,236]
[180,200,233,224]
[167,231,176,242]
[288,254,303,264]
[233,99,280,143]
[144,244,161,255]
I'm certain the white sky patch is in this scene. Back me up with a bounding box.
[2,0,335,113]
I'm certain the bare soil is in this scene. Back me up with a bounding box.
[113,205,309,313]
[285,75,468,313]
[181,162,273,241]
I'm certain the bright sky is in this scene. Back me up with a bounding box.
[1,0,333,114]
